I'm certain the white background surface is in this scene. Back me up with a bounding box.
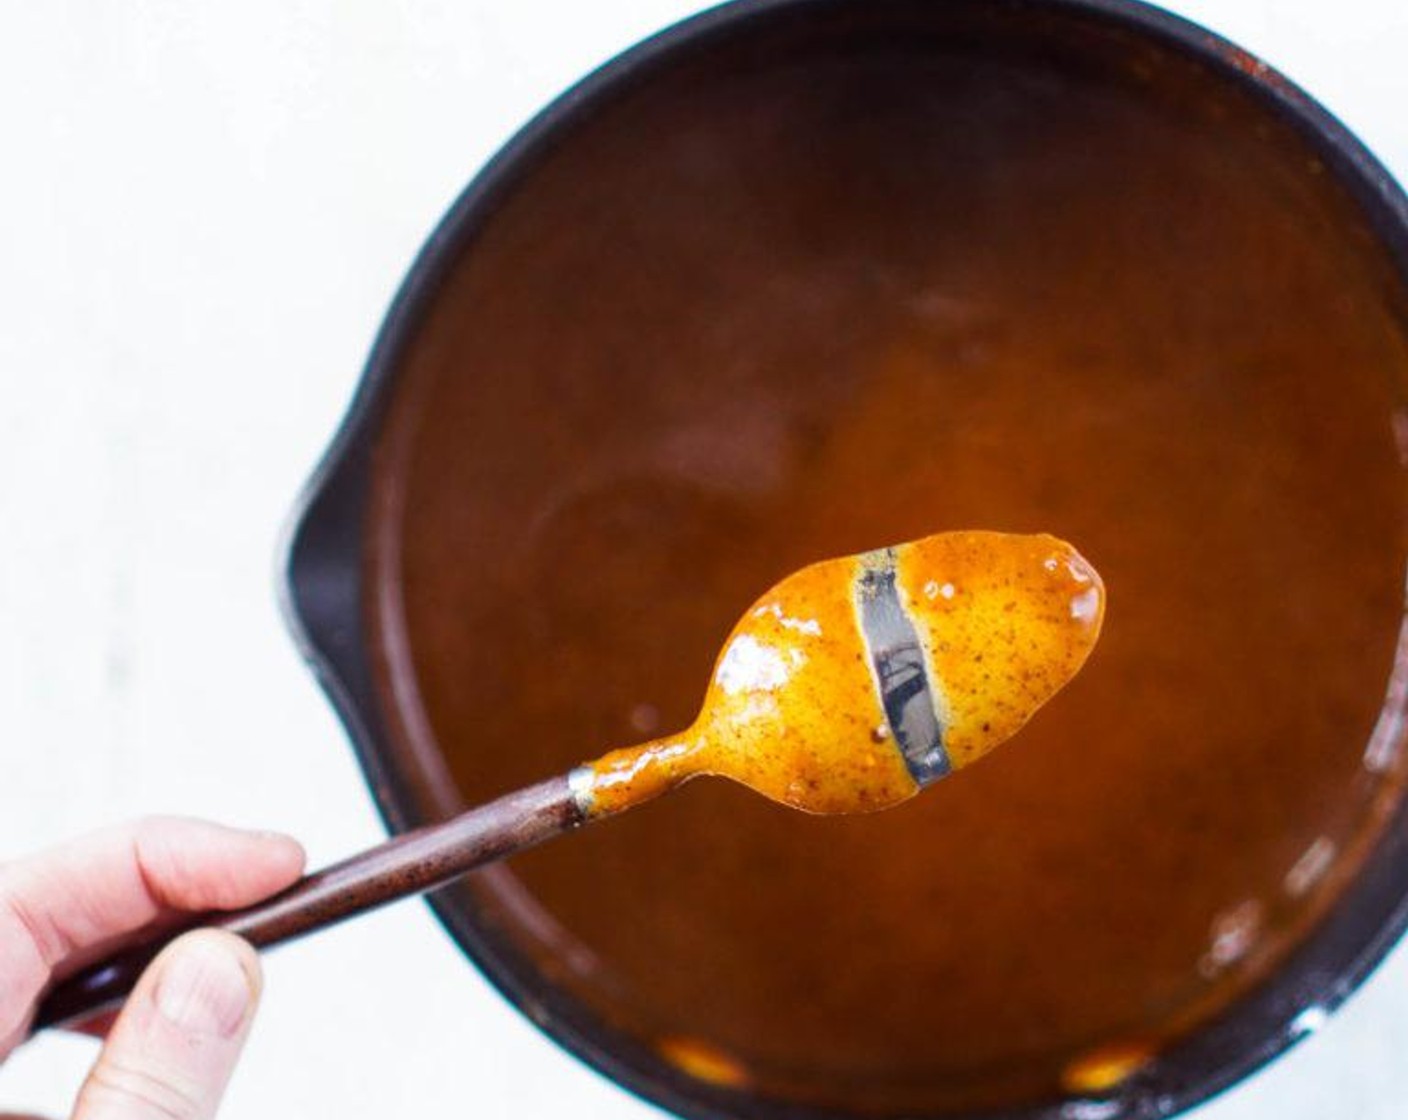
[1,1,1406,1117]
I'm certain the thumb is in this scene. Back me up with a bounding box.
[71,931,261,1120]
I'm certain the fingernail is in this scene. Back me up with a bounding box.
[154,937,253,1038]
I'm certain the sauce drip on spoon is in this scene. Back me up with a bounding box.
[575,530,1105,816]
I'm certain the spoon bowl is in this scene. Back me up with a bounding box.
[581,531,1105,815]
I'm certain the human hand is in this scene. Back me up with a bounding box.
[1,817,305,1119]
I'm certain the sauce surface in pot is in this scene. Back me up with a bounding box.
[366,10,1408,1113]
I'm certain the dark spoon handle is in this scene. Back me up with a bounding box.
[33,774,583,1032]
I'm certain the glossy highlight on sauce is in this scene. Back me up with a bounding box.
[577,531,1104,816]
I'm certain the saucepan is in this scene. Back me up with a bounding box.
[281,1,1408,1116]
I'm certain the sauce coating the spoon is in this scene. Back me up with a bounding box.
[575,530,1104,816]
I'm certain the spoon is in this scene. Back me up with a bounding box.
[34,529,1104,1031]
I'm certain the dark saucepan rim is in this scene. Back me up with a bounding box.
[277,1,1408,1117]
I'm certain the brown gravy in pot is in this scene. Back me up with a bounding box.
[365,12,1408,1114]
